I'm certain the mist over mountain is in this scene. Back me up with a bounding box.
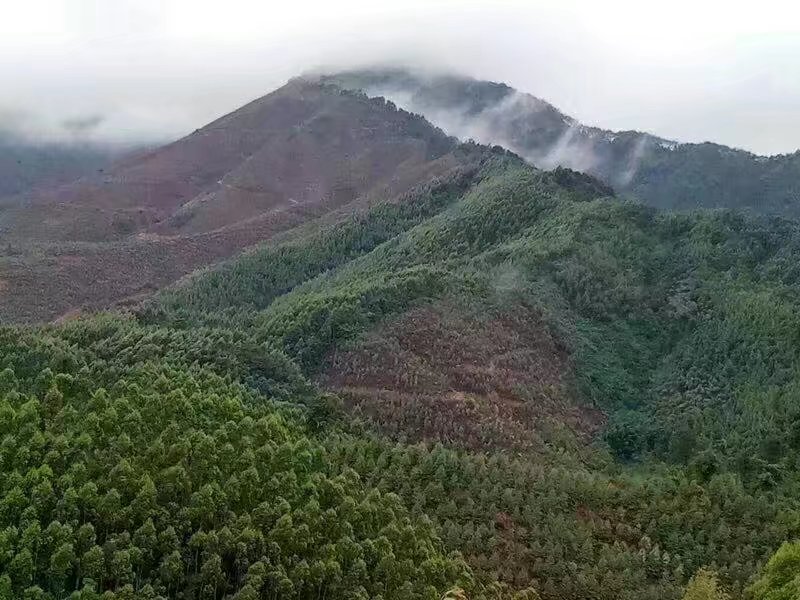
[324,68,800,216]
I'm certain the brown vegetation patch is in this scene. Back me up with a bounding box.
[319,303,605,452]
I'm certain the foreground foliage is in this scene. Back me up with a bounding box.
[747,541,800,600]
[0,341,475,599]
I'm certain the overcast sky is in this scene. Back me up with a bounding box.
[2,0,799,155]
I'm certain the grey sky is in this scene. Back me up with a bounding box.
[2,0,799,155]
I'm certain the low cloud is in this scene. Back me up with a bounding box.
[0,109,109,146]
[354,79,610,176]
[2,1,799,154]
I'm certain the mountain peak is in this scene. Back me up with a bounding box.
[321,66,800,217]
[0,77,474,322]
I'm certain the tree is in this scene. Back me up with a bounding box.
[748,541,800,600]
[9,549,35,588]
[681,569,729,600]
[0,575,12,600]
[22,586,47,600]
[110,549,133,587]
[133,519,158,567]
[200,553,225,599]
[81,546,105,587]
[306,393,343,434]
[159,550,184,593]
[49,543,76,596]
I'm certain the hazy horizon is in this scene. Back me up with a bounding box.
[3,0,800,155]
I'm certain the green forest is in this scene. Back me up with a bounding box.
[2,153,800,599]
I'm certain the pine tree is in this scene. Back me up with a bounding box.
[681,568,729,600]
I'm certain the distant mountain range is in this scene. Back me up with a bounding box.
[323,68,800,216]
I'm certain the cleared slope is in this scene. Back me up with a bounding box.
[319,300,605,452]
[1,80,457,243]
[0,80,473,322]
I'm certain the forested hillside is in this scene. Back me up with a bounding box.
[323,69,800,217]
[1,146,799,599]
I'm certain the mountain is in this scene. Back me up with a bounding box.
[1,70,799,600]
[0,134,126,198]
[322,68,800,216]
[0,79,475,322]
[1,150,797,599]
[141,155,800,598]
[1,79,459,244]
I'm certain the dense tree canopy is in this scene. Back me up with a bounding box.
[0,340,476,599]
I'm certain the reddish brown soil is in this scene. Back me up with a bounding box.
[1,81,455,244]
[319,302,605,453]
[0,80,463,322]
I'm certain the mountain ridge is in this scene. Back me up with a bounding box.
[0,79,501,322]
[321,67,800,216]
